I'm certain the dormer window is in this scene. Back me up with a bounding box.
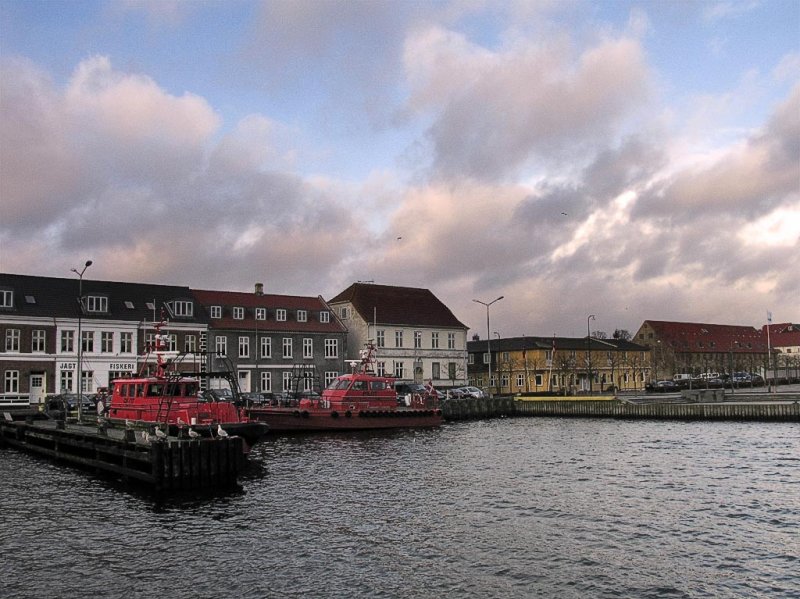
[168,300,194,317]
[25,295,36,304]
[210,306,222,319]
[255,308,266,320]
[340,307,349,319]
[124,301,135,309]
[276,309,287,322]
[146,301,155,311]
[0,290,12,308]
[233,307,244,320]
[297,310,307,322]
[85,295,108,313]
[320,311,330,323]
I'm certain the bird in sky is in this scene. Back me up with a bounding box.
[217,424,229,438]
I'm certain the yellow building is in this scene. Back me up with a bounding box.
[466,336,652,395]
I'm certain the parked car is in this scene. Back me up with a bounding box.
[395,382,427,405]
[647,380,678,392]
[459,386,487,399]
[44,393,95,419]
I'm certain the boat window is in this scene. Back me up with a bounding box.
[165,383,181,397]
[370,381,387,391]
[136,384,145,397]
[351,381,366,391]
[327,378,351,391]
[185,383,198,396]
[148,384,164,396]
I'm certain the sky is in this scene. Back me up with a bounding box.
[1,0,798,339]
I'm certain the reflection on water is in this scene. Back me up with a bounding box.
[2,419,798,598]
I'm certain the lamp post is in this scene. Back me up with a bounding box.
[71,260,92,421]
[587,314,595,393]
[473,296,504,397]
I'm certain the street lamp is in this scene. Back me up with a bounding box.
[587,314,595,393]
[71,260,93,421]
[473,296,504,396]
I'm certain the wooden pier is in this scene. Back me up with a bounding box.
[441,395,800,422]
[0,416,246,493]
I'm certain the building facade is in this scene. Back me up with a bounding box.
[192,284,348,395]
[467,335,651,394]
[0,273,208,405]
[764,322,800,380]
[327,283,469,388]
[633,320,771,380]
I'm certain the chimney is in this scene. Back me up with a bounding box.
[255,282,264,296]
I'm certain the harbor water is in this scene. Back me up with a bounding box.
[1,417,798,598]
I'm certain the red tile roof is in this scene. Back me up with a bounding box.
[764,323,800,348]
[329,283,466,329]
[643,320,767,352]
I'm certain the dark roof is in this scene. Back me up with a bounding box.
[642,320,767,352]
[328,283,466,329]
[0,273,205,324]
[467,335,648,353]
[192,289,346,333]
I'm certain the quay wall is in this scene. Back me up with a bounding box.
[441,395,800,422]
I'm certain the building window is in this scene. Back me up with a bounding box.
[5,329,20,352]
[101,331,113,353]
[170,300,193,317]
[210,306,222,319]
[81,331,94,353]
[468,354,474,364]
[277,309,287,322]
[395,331,403,348]
[517,374,524,388]
[119,332,132,353]
[432,362,441,379]
[324,371,338,386]
[431,332,439,349]
[448,362,457,380]
[80,370,93,393]
[282,371,292,392]
[501,374,509,388]
[297,310,307,322]
[256,308,266,320]
[260,371,272,393]
[261,337,272,358]
[535,374,543,387]
[185,334,196,353]
[448,333,456,349]
[233,307,244,320]
[393,361,405,378]
[4,370,19,393]
[0,289,13,308]
[340,307,349,319]
[60,330,74,353]
[414,331,422,349]
[303,338,313,359]
[282,338,293,359]
[85,295,108,313]
[239,336,250,358]
[377,361,386,376]
[32,329,46,353]
[483,353,490,364]
[377,330,385,347]
[320,311,330,323]
[215,336,227,356]
[325,339,338,359]
[60,370,73,393]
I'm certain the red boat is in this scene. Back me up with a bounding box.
[246,342,443,432]
[106,314,268,453]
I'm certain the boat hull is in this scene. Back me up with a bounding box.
[246,407,442,432]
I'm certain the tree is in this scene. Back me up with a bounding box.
[593,330,608,339]
[613,329,632,341]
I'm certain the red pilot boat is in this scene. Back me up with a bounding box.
[106,315,268,453]
[246,342,443,432]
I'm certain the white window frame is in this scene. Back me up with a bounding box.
[256,308,266,320]
[233,307,244,320]
[395,330,403,348]
[448,332,456,349]
[320,311,330,323]
[210,306,222,319]
[377,330,385,347]
[4,370,20,393]
[239,336,250,358]
[32,329,46,353]
[0,289,12,308]
[185,334,197,354]
[171,300,194,317]
[215,336,227,356]
[260,337,272,359]
[61,330,74,353]
[303,338,313,359]
[431,332,439,349]
[85,295,108,313]
[120,332,133,353]
[260,371,272,393]
[101,331,113,353]
[282,371,292,392]
[277,309,287,322]
[81,330,94,353]
[5,329,20,352]
[414,331,422,349]
[282,337,293,359]
[324,339,338,359]
[297,310,307,322]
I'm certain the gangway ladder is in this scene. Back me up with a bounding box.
[290,363,322,396]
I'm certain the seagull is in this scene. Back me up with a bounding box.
[125,419,134,429]
[177,417,186,426]
[141,431,152,444]
[187,428,200,439]
[216,424,229,438]
[154,426,168,440]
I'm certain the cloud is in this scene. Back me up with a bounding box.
[402,26,652,181]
